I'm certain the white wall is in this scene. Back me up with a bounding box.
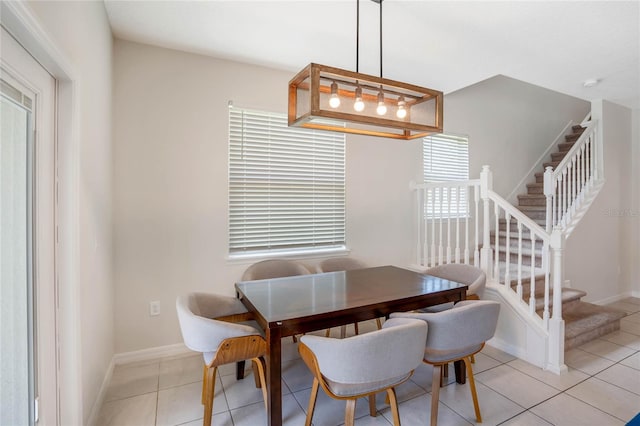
[633,109,640,294]
[564,101,634,302]
[443,75,590,197]
[112,40,423,353]
[25,1,114,423]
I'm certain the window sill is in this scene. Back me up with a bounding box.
[226,246,350,265]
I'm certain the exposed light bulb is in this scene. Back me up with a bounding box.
[329,81,341,108]
[376,91,387,115]
[396,96,407,119]
[353,86,365,112]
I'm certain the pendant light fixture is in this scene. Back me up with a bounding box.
[288,0,443,140]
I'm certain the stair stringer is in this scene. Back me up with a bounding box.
[483,281,554,371]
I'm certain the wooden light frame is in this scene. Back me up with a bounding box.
[288,63,443,140]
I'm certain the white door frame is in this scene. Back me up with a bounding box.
[1,2,81,424]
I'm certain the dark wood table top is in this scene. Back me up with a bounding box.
[235,265,468,333]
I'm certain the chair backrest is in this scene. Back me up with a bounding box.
[241,259,310,281]
[299,317,427,384]
[316,257,367,273]
[176,293,261,355]
[390,300,499,363]
[426,263,486,297]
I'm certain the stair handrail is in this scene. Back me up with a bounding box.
[486,190,550,243]
[505,120,576,204]
[544,119,600,232]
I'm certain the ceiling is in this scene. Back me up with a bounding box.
[104,1,640,109]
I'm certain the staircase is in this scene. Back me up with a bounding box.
[411,110,624,372]
[494,124,626,350]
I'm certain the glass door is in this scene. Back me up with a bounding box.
[0,76,35,425]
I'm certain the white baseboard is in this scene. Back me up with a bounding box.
[86,358,114,426]
[113,342,193,365]
[592,291,637,306]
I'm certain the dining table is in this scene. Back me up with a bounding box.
[234,264,468,426]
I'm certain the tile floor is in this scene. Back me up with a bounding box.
[97,298,640,426]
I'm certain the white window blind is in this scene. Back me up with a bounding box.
[229,106,346,255]
[423,134,469,218]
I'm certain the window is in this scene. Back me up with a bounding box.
[423,134,469,218]
[228,106,346,256]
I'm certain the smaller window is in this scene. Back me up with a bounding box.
[423,134,469,218]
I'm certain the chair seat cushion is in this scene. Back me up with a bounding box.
[423,343,483,364]
[323,372,411,397]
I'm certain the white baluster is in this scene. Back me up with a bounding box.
[517,222,523,298]
[474,184,480,267]
[446,187,452,264]
[455,186,461,263]
[464,186,470,265]
[529,234,537,315]
[480,166,493,278]
[504,213,511,287]
[438,187,443,266]
[580,143,586,201]
[542,243,550,328]
[422,188,427,267]
[494,203,500,283]
[544,166,553,233]
[431,187,436,267]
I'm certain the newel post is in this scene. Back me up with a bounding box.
[547,227,567,374]
[480,165,493,279]
[544,166,554,233]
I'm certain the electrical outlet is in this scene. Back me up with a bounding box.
[149,301,161,316]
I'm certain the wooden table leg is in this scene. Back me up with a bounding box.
[454,360,466,384]
[236,361,246,380]
[266,326,282,426]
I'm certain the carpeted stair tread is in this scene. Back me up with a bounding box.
[564,301,627,349]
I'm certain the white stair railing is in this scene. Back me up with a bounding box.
[545,118,601,233]
[412,180,481,268]
[412,166,564,371]
[412,109,605,373]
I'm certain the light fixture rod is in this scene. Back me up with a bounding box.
[379,0,383,78]
[356,0,360,73]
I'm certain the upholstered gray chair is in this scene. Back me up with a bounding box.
[428,263,486,298]
[298,317,428,426]
[316,257,381,337]
[391,300,500,426]
[241,259,310,342]
[241,258,310,281]
[176,293,267,426]
[421,264,486,313]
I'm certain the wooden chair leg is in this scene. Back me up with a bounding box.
[345,399,356,426]
[464,357,482,423]
[203,366,217,426]
[201,364,207,405]
[430,365,441,426]
[368,393,377,417]
[252,357,268,414]
[340,325,347,338]
[470,354,475,364]
[292,335,298,343]
[354,322,359,335]
[375,318,382,330]
[251,359,261,388]
[440,363,448,387]
[387,388,401,426]
[325,328,331,337]
[305,378,320,426]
